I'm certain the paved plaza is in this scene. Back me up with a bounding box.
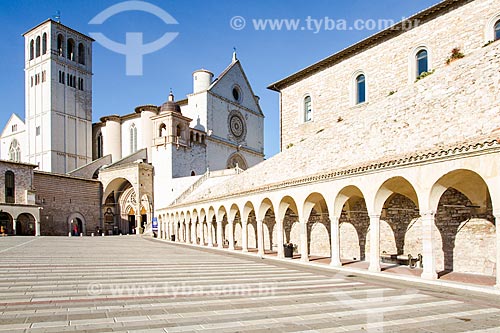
[0,236,499,332]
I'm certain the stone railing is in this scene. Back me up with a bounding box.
[171,166,244,206]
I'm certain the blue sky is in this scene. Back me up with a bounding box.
[0,0,442,158]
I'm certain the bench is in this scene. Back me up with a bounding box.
[381,253,422,269]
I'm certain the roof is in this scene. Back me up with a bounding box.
[267,0,468,91]
[23,19,95,41]
[0,159,38,168]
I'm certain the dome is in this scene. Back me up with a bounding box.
[160,91,181,114]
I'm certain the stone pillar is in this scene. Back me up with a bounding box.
[368,214,381,272]
[228,219,235,250]
[421,211,438,280]
[207,221,214,247]
[217,220,223,248]
[158,219,162,239]
[276,216,284,259]
[257,219,265,256]
[191,221,196,244]
[136,214,141,235]
[495,213,500,289]
[186,219,191,244]
[330,214,342,267]
[199,221,205,245]
[12,219,17,236]
[241,219,248,252]
[300,218,309,262]
[35,219,41,236]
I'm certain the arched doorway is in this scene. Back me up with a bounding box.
[128,207,136,234]
[0,212,13,235]
[16,213,36,236]
[68,213,86,236]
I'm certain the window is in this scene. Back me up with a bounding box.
[42,33,47,55]
[5,171,15,203]
[58,71,66,84]
[67,38,75,60]
[35,36,41,57]
[159,123,167,137]
[11,124,17,132]
[356,74,366,104]
[36,126,40,136]
[176,124,182,137]
[42,70,46,83]
[78,43,85,65]
[416,49,428,77]
[57,34,64,56]
[9,139,20,162]
[96,132,103,158]
[29,40,34,60]
[232,87,240,101]
[496,20,500,41]
[130,124,137,153]
[30,76,33,87]
[304,96,312,122]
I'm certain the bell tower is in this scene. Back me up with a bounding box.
[23,19,93,173]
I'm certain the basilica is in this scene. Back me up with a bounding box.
[0,18,264,237]
[0,0,499,290]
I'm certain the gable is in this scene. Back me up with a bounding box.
[208,61,263,116]
[1,113,26,138]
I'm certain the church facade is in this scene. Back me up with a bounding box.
[158,0,500,289]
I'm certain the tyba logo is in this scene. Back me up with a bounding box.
[89,1,179,76]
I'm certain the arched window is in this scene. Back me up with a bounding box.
[159,123,167,137]
[416,49,428,77]
[57,34,64,56]
[5,171,15,204]
[67,38,75,60]
[9,139,21,162]
[130,124,137,153]
[356,74,366,104]
[78,43,85,64]
[42,33,47,55]
[304,96,312,122]
[176,125,182,137]
[35,36,41,57]
[96,132,103,158]
[495,20,500,41]
[190,171,196,176]
[29,40,34,60]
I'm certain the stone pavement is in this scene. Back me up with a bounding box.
[0,236,499,333]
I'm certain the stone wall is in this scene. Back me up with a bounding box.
[34,171,102,236]
[280,0,499,152]
[0,161,35,204]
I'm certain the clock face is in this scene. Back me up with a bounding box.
[230,115,244,138]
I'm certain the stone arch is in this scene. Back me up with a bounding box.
[429,169,495,275]
[0,212,13,235]
[15,213,36,236]
[229,204,242,248]
[303,192,330,259]
[258,198,276,252]
[335,185,369,261]
[278,196,299,249]
[372,177,420,257]
[227,152,248,170]
[67,212,86,236]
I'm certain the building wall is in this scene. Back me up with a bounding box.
[0,161,35,204]
[280,0,499,153]
[34,171,101,235]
